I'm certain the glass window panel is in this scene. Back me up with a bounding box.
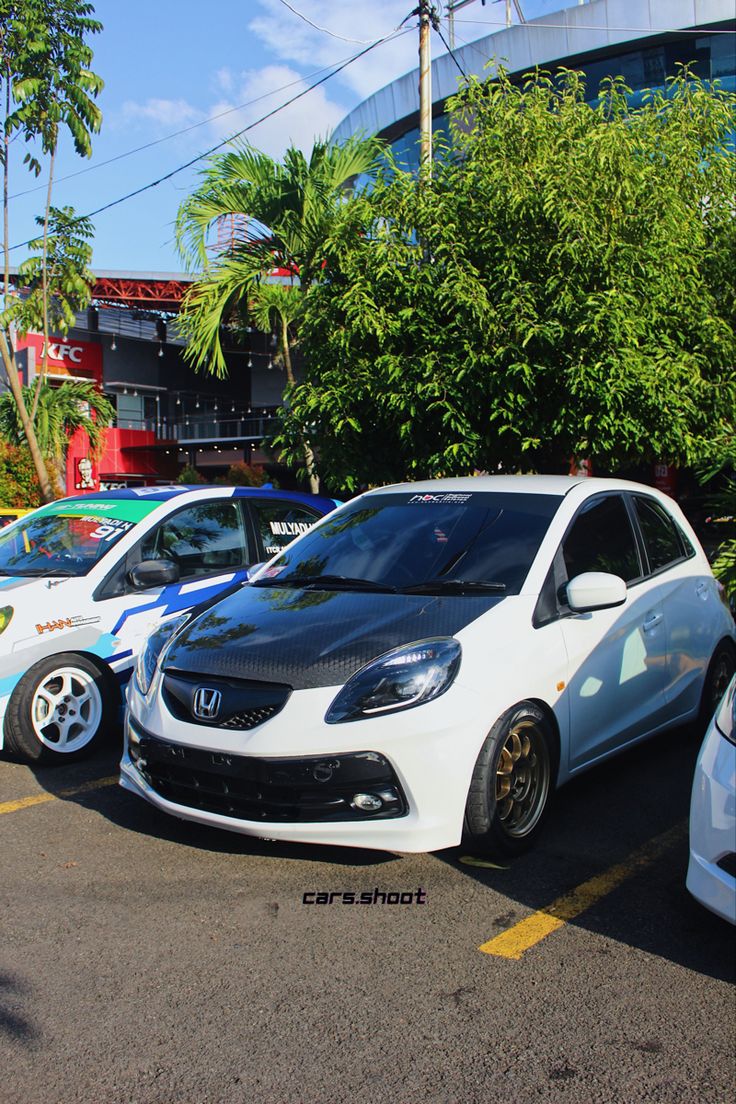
[562,496,640,583]
[140,502,247,579]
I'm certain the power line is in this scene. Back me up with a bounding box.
[276,0,378,45]
[7,26,411,254]
[9,55,361,201]
[435,22,469,79]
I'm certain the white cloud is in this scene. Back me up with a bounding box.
[208,65,348,159]
[248,0,418,101]
[117,97,204,132]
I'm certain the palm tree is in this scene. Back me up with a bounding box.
[0,379,114,495]
[175,136,382,492]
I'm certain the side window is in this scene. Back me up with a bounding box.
[633,496,689,573]
[139,502,248,580]
[251,501,321,558]
[562,495,641,584]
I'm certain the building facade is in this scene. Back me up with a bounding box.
[332,0,735,167]
[9,270,294,495]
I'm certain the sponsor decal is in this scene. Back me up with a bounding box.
[36,614,101,635]
[268,520,314,537]
[129,486,187,497]
[407,493,473,505]
[32,499,161,524]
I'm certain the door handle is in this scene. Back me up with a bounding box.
[642,612,663,631]
[695,581,709,600]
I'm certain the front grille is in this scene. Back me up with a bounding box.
[129,725,407,823]
[162,670,290,731]
[219,707,279,730]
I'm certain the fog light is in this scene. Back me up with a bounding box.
[352,792,383,812]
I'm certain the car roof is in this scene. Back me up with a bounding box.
[361,475,679,499]
[365,475,594,496]
[51,485,336,509]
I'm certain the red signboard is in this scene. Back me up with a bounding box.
[653,463,677,497]
[16,332,103,385]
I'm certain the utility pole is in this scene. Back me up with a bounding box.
[418,0,433,176]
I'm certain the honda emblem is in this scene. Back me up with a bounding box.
[193,687,222,720]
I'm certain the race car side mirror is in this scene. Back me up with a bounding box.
[129,558,180,589]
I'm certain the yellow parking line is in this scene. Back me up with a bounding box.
[479,820,687,960]
[0,775,118,816]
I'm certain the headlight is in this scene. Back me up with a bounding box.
[0,605,13,635]
[325,638,461,724]
[135,614,190,696]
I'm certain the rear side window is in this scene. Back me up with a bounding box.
[633,496,690,573]
[562,495,641,583]
[251,500,321,558]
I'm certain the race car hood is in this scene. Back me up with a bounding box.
[163,584,504,691]
[0,573,75,597]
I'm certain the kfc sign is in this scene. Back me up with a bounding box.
[45,341,84,363]
[75,455,96,490]
[16,332,103,384]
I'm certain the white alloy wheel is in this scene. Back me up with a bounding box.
[30,665,104,754]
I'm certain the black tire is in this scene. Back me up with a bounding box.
[3,652,118,765]
[699,640,736,732]
[464,701,555,858]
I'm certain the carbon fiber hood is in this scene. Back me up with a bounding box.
[163,585,502,691]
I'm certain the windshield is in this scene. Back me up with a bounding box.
[255,491,562,594]
[0,498,161,578]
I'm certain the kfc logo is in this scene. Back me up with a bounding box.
[75,456,96,490]
[44,342,83,363]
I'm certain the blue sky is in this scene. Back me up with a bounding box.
[6,0,568,274]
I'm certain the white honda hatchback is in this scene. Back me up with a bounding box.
[122,476,736,856]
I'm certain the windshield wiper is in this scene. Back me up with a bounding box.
[0,566,79,577]
[400,578,507,595]
[252,573,397,593]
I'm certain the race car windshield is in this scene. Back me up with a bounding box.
[0,511,136,577]
[254,491,563,595]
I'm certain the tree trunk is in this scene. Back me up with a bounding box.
[2,67,55,502]
[30,139,56,423]
[281,314,319,494]
[0,331,57,500]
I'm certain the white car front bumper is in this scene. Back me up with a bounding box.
[120,673,491,854]
[687,715,736,925]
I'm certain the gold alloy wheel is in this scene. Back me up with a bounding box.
[495,717,551,838]
[708,650,735,716]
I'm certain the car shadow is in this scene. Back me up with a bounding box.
[0,971,40,1048]
[434,721,735,983]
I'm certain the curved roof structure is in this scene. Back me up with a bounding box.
[332,0,734,146]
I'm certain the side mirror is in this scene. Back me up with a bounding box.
[566,571,626,613]
[129,558,180,589]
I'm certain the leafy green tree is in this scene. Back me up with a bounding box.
[215,460,268,487]
[277,67,736,493]
[175,136,383,491]
[700,437,736,605]
[3,205,95,418]
[0,0,103,501]
[0,377,112,494]
[0,435,40,506]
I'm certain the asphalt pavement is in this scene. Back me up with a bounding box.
[1,722,734,1104]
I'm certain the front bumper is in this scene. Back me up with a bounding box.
[125,717,407,822]
[121,673,490,853]
[686,722,736,925]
